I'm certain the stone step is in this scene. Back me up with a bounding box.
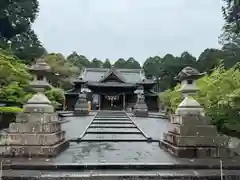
[89,124,136,128]
[82,134,146,141]
[92,121,133,124]
[97,114,126,116]
[97,115,126,116]
[97,112,125,114]
[95,116,128,118]
[85,131,142,134]
[86,128,140,133]
[94,118,130,121]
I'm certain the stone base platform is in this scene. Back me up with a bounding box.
[2,169,240,179]
[1,161,240,179]
[1,140,69,157]
[74,110,89,116]
[134,111,149,117]
[159,140,232,158]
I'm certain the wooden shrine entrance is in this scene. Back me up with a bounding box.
[100,94,124,110]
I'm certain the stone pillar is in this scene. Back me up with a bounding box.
[159,67,231,158]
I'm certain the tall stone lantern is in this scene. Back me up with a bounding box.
[174,66,205,116]
[1,58,69,157]
[159,67,231,159]
[133,85,149,117]
[29,58,52,92]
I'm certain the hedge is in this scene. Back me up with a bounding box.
[0,106,23,113]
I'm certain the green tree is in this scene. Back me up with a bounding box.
[10,29,46,64]
[221,0,240,43]
[197,49,224,72]
[103,59,111,68]
[45,88,65,108]
[67,52,90,69]
[44,53,80,89]
[125,57,141,69]
[0,0,39,40]
[143,56,162,78]
[90,58,103,68]
[221,39,240,68]
[0,0,45,62]
[0,49,32,103]
[114,58,127,68]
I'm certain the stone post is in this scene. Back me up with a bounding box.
[159,67,231,158]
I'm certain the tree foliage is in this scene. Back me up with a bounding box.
[0,0,45,63]
[0,49,32,104]
[0,0,39,40]
[44,53,80,89]
[67,52,90,70]
[103,59,111,68]
[45,88,65,108]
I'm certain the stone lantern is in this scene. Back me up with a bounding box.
[159,67,231,159]
[1,58,69,157]
[29,58,52,92]
[174,66,205,116]
[74,85,89,116]
[133,85,148,117]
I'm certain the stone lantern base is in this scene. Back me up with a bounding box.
[134,110,149,117]
[74,94,89,116]
[2,140,69,157]
[133,96,149,117]
[1,92,69,157]
[74,109,89,116]
[159,114,232,158]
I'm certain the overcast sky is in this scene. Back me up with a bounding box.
[33,0,224,63]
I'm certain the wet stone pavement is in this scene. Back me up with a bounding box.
[2,112,240,179]
[56,112,175,164]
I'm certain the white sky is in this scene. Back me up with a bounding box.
[33,0,224,64]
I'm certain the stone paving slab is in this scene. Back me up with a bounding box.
[62,116,94,139]
[131,117,170,140]
[52,142,176,164]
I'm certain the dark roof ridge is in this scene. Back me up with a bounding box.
[99,67,126,83]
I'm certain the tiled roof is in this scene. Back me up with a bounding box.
[80,68,145,83]
[99,68,126,83]
[87,82,136,88]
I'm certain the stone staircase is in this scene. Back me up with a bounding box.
[79,111,151,142]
